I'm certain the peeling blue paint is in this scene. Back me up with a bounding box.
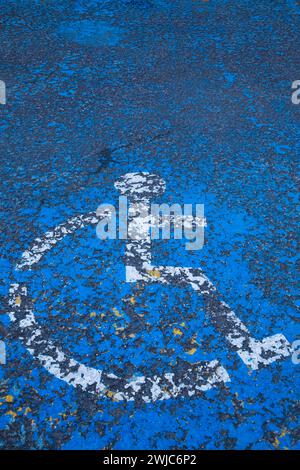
[0,0,299,451]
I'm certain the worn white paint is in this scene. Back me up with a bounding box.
[8,282,229,400]
[8,172,291,401]
[9,201,230,401]
[119,173,291,371]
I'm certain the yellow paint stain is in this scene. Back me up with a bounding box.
[129,296,136,305]
[90,312,97,318]
[112,307,122,317]
[6,410,17,418]
[100,313,106,318]
[15,295,21,306]
[147,269,161,278]
[180,322,186,327]
[173,328,183,336]
[273,437,280,448]
[187,348,197,355]
[24,407,31,415]
[106,390,121,402]
[279,429,289,438]
[5,395,14,403]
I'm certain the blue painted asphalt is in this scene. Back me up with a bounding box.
[0,0,299,450]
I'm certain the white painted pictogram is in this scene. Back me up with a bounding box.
[8,173,291,401]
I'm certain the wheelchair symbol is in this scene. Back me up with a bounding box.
[8,173,291,402]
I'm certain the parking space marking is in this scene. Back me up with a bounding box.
[8,173,291,402]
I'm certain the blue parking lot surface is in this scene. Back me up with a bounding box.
[0,0,299,450]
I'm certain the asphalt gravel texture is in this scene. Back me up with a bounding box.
[0,0,299,450]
